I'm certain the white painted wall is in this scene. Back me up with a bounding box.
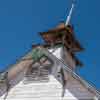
[0,71,96,100]
[48,47,76,69]
[0,47,98,100]
[0,74,79,100]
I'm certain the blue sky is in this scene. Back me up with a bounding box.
[0,0,100,89]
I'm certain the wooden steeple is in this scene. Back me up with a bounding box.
[32,1,84,67]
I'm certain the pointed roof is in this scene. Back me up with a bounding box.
[40,22,84,52]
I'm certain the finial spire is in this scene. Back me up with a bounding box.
[65,0,76,26]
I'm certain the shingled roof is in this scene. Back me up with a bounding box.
[39,23,84,52]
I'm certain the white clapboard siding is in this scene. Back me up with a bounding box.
[0,73,96,100]
[0,75,78,100]
[0,47,99,100]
